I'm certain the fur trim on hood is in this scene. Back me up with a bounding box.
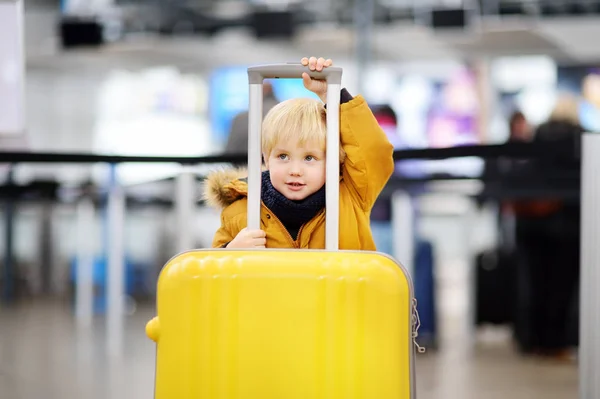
[203,167,250,209]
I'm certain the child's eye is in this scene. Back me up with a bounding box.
[278,154,289,160]
[305,155,315,161]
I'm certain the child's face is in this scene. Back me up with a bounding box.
[265,137,326,201]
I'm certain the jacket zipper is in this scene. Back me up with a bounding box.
[270,212,298,248]
[262,204,323,249]
[293,210,323,248]
[262,203,298,248]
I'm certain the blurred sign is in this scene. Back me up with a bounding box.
[93,67,211,185]
[0,0,25,136]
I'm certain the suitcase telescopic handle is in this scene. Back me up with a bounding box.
[246,63,343,251]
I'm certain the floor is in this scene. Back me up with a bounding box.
[0,297,578,399]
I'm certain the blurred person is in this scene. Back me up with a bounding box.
[475,109,533,329]
[223,80,280,162]
[508,110,532,142]
[580,71,600,132]
[497,110,534,210]
[481,110,533,190]
[511,94,583,361]
[203,56,394,250]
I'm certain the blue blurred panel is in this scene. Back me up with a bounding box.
[271,78,320,102]
[209,66,320,147]
[579,100,600,133]
[209,66,250,146]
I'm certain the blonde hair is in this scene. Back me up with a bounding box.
[262,97,346,162]
[549,94,580,125]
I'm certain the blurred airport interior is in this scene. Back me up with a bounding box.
[2,0,600,398]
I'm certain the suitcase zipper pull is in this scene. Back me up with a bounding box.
[412,298,426,354]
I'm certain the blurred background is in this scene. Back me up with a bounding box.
[1,0,597,397]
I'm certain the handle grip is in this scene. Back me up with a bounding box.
[246,63,342,250]
[248,63,343,85]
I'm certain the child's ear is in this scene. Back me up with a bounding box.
[262,153,269,168]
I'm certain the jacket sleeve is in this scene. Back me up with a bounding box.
[338,95,395,209]
[211,213,237,248]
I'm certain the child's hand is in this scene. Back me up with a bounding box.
[226,227,267,249]
[301,56,333,103]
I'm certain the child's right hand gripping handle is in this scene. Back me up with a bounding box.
[245,63,343,251]
[247,63,343,84]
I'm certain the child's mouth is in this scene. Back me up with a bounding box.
[286,182,305,191]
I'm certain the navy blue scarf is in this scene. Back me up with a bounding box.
[260,170,325,240]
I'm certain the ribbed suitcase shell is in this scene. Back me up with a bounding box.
[146,249,416,399]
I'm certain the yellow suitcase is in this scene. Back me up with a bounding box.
[146,64,420,399]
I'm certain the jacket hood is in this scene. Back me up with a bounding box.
[203,167,250,209]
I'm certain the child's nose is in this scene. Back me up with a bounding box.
[289,162,303,176]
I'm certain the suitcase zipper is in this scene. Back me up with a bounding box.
[412,298,426,354]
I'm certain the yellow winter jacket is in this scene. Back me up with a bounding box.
[204,95,395,250]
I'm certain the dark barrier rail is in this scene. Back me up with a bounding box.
[0,141,581,205]
[0,140,579,164]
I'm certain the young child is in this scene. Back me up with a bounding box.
[204,56,394,250]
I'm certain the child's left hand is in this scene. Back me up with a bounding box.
[301,56,333,103]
